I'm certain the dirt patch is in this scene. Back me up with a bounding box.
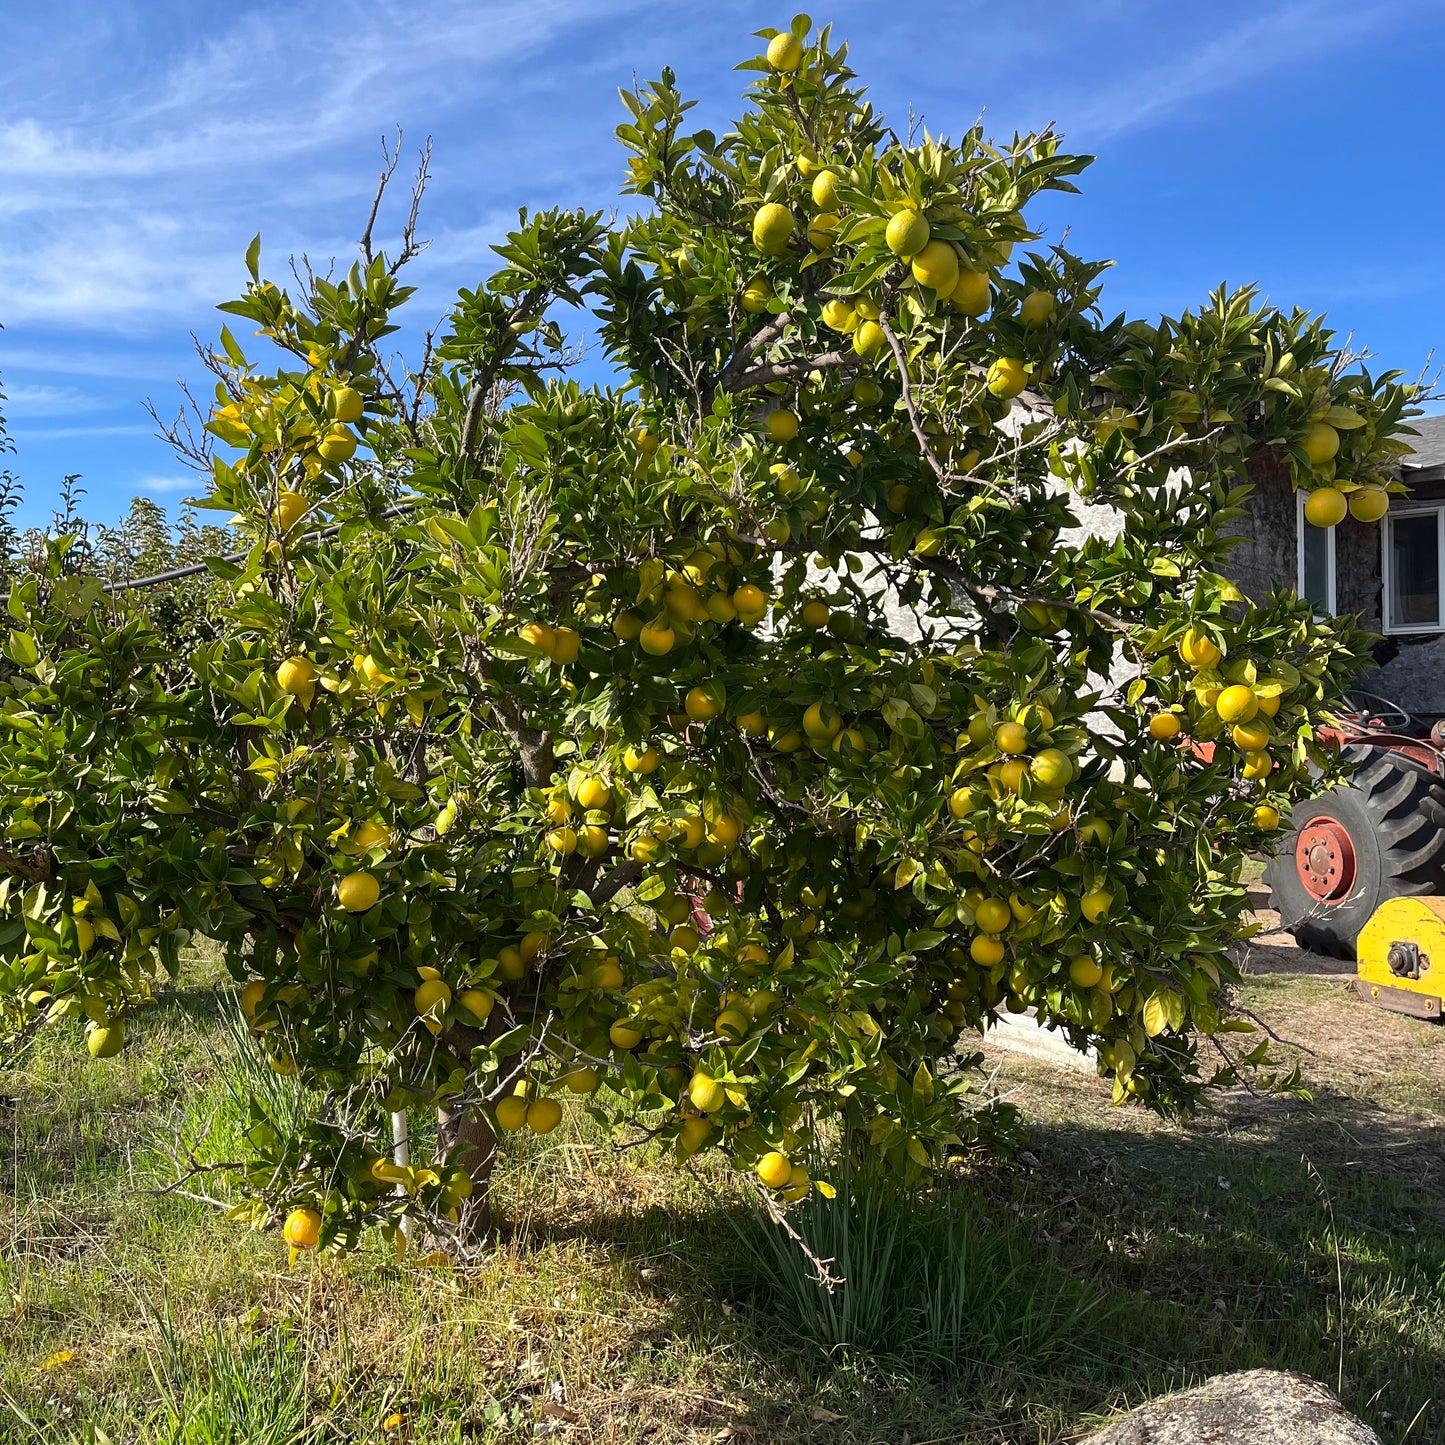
[1238,886,1353,979]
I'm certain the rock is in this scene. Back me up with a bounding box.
[1081,1370,1380,1445]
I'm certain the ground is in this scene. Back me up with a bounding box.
[2,904,1443,1445]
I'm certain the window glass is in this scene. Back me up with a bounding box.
[1300,521,1331,613]
[1389,513,1441,628]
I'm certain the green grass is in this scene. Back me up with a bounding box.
[2,954,1443,1444]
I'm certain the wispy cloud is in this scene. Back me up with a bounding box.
[1047,0,1416,140]
[12,422,155,440]
[0,382,88,415]
[0,0,644,329]
[132,474,196,495]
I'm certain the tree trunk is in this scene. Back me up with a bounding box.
[437,1097,498,1239]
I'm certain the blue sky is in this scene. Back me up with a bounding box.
[2,0,1443,528]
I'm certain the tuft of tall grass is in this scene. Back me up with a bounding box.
[145,1311,328,1445]
[730,1152,1113,1378]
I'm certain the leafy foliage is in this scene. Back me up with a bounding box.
[0,19,1410,1249]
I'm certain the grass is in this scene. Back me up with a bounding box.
[2,950,1443,1444]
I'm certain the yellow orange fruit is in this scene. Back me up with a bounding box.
[337,872,380,912]
[1030,748,1074,789]
[317,426,356,464]
[885,209,930,258]
[994,721,1028,755]
[1254,804,1281,829]
[752,202,795,253]
[1148,713,1181,741]
[519,621,554,653]
[1304,488,1347,528]
[811,169,839,209]
[549,627,580,663]
[1081,888,1113,924]
[495,1095,529,1132]
[803,700,842,743]
[688,1072,726,1113]
[575,776,612,811]
[766,30,804,71]
[975,898,1012,934]
[910,240,959,295]
[807,212,840,249]
[949,268,991,316]
[87,1021,123,1058]
[1348,486,1389,522]
[970,934,1005,966]
[741,278,773,314]
[1214,685,1258,724]
[414,978,451,1022]
[1019,291,1057,328]
[527,1097,563,1135]
[1300,422,1341,466]
[458,989,494,1025]
[275,656,316,696]
[351,820,392,853]
[756,1151,793,1189]
[623,744,661,774]
[275,489,308,533]
[685,684,726,722]
[1232,718,1271,752]
[852,320,887,359]
[639,621,676,656]
[678,1116,713,1156]
[1177,628,1222,670]
[821,298,857,333]
[986,358,1028,399]
[609,1020,643,1050]
[332,386,364,423]
[283,1207,322,1250]
[733,583,768,622]
[766,409,799,443]
[1068,955,1103,988]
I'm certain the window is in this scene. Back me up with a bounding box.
[1296,491,1335,615]
[1384,504,1445,633]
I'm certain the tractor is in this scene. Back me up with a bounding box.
[1263,690,1445,1018]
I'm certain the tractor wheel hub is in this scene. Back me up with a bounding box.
[1295,817,1357,903]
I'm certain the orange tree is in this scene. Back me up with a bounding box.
[0,18,1416,1250]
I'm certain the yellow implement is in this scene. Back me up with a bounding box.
[1355,897,1445,1019]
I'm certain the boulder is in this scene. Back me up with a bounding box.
[1081,1369,1380,1445]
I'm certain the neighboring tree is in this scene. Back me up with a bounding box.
[0,19,1414,1252]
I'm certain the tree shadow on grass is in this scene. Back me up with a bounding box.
[511,1087,1445,1445]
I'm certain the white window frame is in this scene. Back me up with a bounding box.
[1296,491,1336,617]
[1382,501,1445,635]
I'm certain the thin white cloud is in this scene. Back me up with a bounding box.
[0,0,648,330]
[1053,0,1416,140]
[0,382,87,415]
[12,422,154,440]
[132,474,196,495]
[0,344,177,381]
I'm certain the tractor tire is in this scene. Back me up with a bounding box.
[1263,746,1445,959]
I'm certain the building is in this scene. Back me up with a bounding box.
[1224,413,1445,723]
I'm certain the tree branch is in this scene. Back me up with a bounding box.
[723,350,852,393]
[877,306,952,487]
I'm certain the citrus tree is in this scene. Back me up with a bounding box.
[0,18,1415,1253]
